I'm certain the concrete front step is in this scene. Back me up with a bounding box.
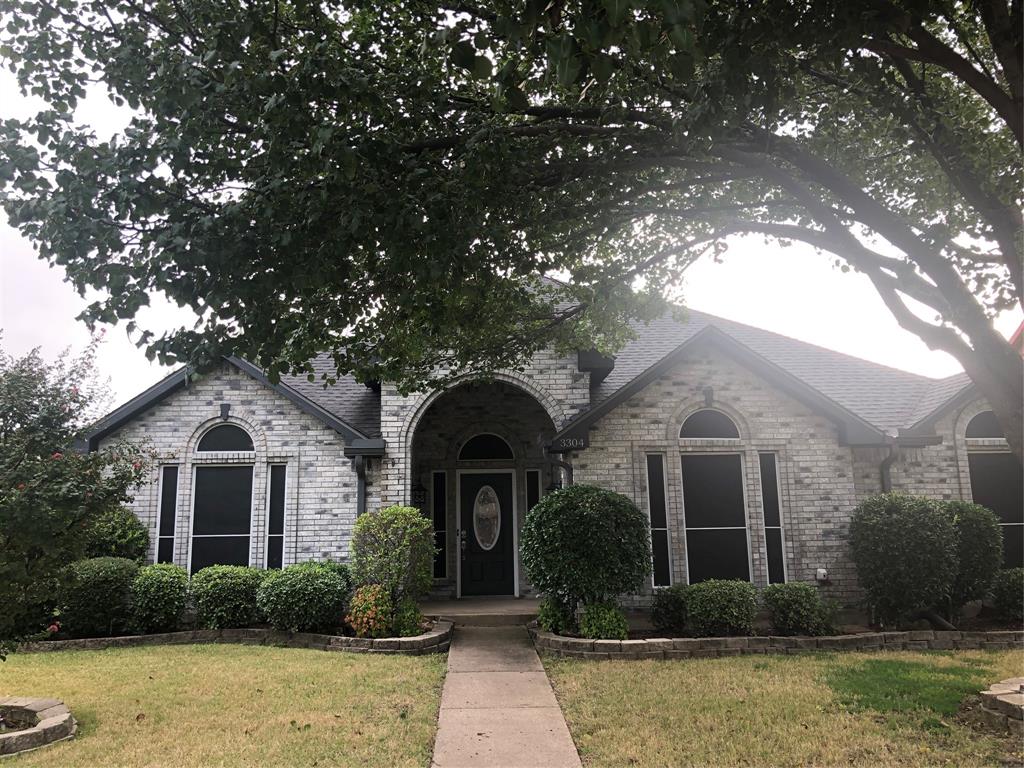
[433,612,539,627]
[420,597,541,627]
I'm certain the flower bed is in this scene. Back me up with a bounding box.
[531,627,1023,660]
[19,621,453,656]
[0,698,76,756]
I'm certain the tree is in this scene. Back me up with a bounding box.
[0,1,1020,455]
[0,340,147,656]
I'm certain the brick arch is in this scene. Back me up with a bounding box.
[954,397,999,443]
[667,398,751,442]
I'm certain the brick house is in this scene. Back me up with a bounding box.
[85,309,1023,607]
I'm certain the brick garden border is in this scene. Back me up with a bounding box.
[0,698,76,756]
[18,621,453,656]
[530,628,1023,660]
[977,677,1024,736]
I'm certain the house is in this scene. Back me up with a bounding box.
[85,308,1023,606]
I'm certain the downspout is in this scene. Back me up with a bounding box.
[544,446,574,487]
[354,455,367,515]
[879,443,897,492]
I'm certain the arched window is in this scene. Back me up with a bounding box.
[965,410,1023,567]
[197,424,254,452]
[458,433,514,461]
[680,409,740,439]
[966,410,1004,439]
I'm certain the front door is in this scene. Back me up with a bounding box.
[459,471,515,596]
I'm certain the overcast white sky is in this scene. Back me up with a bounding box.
[1,71,1021,408]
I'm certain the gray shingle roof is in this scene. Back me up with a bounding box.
[282,357,382,438]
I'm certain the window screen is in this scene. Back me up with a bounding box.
[681,454,749,583]
[966,411,1004,439]
[680,410,740,439]
[267,465,286,569]
[197,424,254,452]
[458,433,514,461]
[646,454,671,587]
[157,466,178,564]
[968,452,1024,567]
[191,465,253,572]
[759,453,786,583]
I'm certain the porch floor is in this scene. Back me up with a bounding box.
[420,597,541,626]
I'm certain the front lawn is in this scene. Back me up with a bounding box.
[0,644,446,767]
[545,649,1024,767]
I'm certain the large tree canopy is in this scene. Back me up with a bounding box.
[0,1,1020,454]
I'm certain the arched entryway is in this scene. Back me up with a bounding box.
[410,381,558,597]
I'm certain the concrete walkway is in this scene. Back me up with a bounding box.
[431,626,582,768]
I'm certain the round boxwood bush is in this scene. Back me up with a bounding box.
[132,563,189,633]
[190,565,266,629]
[61,557,140,638]
[991,568,1024,623]
[944,501,1003,613]
[537,596,574,634]
[392,597,426,637]
[651,585,690,635]
[346,584,394,638]
[521,485,651,610]
[686,579,758,637]
[350,505,434,606]
[849,493,957,625]
[579,602,629,640]
[763,583,834,636]
[84,506,150,562]
[256,562,351,633]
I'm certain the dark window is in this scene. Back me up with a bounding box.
[968,452,1024,567]
[681,454,749,583]
[458,433,513,461]
[267,465,286,569]
[526,470,541,512]
[191,465,253,571]
[157,466,178,564]
[966,411,1004,439]
[680,410,740,439]
[759,453,785,584]
[197,424,254,452]
[432,471,447,578]
[646,454,671,586]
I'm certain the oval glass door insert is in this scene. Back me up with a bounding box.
[472,485,501,551]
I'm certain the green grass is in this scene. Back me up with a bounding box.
[545,649,1024,767]
[0,644,447,767]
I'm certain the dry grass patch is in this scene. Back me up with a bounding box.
[545,649,1024,767]
[0,644,446,767]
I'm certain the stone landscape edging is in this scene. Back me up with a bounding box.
[0,697,76,756]
[530,628,1024,660]
[18,620,453,656]
[977,677,1024,736]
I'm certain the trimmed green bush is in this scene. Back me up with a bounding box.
[687,579,758,637]
[131,563,189,633]
[84,506,150,562]
[350,505,434,606]
[944,501,1003,613]
[763,582,834,636]
[346,584,394,638]
[393,597,425,637]
[991,568,1024,623]
[256,562,352,633]
[537,595,574,634]
[61,557,140,638]
[651,585,690,635]
[520,485,651,611]
[190,565,266,629]
[579,602,629,640]
[314,560,353,595]
[849,493,957,625]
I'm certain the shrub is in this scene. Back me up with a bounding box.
[849,493,957,625]
[346,584,394,638]
[315,560,353,595]
[393,597,426,637]
[763,583,834,636]
[687,579,758,637]
[61,557,140,638]
[651,585,690,635]
[190,565,266,629]
[991,568,1024,623]
[520,485,651,611]
[350,506,434,607]
[83,505,150,562]
[944,501,1003,613]
[131,563,189,633]
[537,596,574,634]
[579,602,629,640]
[256,562,351,633]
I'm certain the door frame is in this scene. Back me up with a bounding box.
[455,468,519,598]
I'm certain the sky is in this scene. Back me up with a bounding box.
[1,72,1021,409]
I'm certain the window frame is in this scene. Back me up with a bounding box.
[154,464,179,565]
[679,408,741,440]
[265,463,287,569]
[196,423,256,453]
[457,432,515,462]
[645,453,673,588]
[187,462,256,574]
[757,451,788,584]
